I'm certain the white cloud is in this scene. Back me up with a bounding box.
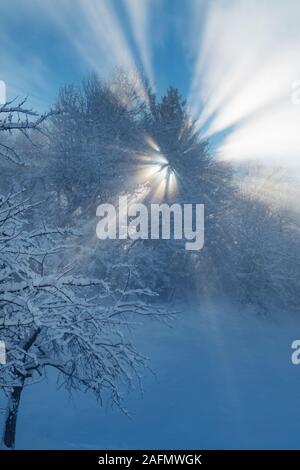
[188,0,300,167]
[123,0,156,90]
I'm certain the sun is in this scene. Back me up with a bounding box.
[134,136,178,200]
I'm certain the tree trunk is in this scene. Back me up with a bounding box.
[2,329,40,449]
[2,384,24,449]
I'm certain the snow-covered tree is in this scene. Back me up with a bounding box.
[0,97,54,165]
[0,95,173,449]
[134,86,238,297]
[0,190,173,449]
[47,73,147,222]
[233,167,300,312]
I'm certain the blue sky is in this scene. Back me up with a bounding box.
[1,0,300,166]
[0,0,200,110]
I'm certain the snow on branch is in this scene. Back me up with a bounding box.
[0,97,57,163]
[0,191,174,415]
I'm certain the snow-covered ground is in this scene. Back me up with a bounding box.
[12,300,300,449]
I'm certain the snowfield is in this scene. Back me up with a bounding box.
[10,299,300,450]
